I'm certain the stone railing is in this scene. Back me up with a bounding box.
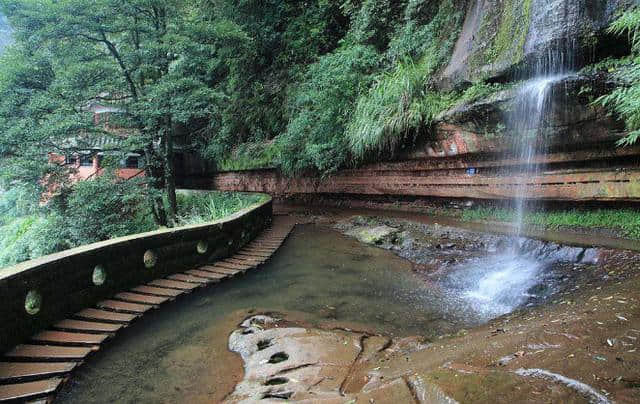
[0,196,272,354]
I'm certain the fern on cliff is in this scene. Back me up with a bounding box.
[346,58,453,161]
[345,0,462,162]
[598,7,640,146]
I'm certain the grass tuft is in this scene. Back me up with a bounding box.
[461,207,640,240]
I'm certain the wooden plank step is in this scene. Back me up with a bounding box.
[5,345,93,362]
[222,258,257,268]
[0,378,62,402]
[31,331,108,347]
[248,244,280,250]
[74,309,137,324]
[0,362,75,383]
[148,279,200,291]
[216,261,251,271]
[193,267,229,279]
[251,243,281,248]
[53,320,122,334]
[219,258,251,272]
[207,265,241,275]
[253,237,284,243]
[251,237,282,242]
[97,300,153,314]
[237,250,271,258]
[114,292,170,305]
[200,265,238,274]
[184,270,224,281]
[234,253,267,263]
[242,247,275,253]
[251,238,282,243]
[227,258,263,268]
[167,274,210,284]
[229,254,264,262]
[131,285,183,298]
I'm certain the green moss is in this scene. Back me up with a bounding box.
[470,0,532,73]
[217,142,278,171]
[491,0,532,64]
[344,0,465,163]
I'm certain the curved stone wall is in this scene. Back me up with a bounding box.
[0,197,272,354]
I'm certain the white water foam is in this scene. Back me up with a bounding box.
[445,253,545,320]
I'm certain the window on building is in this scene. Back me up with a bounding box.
[80,154,93,167]
[65,155,78,166]
[125,155,140,168]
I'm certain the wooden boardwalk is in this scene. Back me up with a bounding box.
[0,218,295,403]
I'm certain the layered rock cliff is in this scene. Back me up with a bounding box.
[440,0,634,86]
[196,1,640,202]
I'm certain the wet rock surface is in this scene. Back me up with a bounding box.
[225,314,419,403]
[335,215,638,314]
[224,274,640,403]
[440,0,629,85]
[433,73,623,149]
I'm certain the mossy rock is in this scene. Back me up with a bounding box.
[354,225,399,245]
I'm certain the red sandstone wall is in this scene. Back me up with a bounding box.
[198,147,640,202]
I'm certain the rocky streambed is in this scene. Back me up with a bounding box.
[222,215,640,403]
[335,215,633,318]
[58,215,640,403]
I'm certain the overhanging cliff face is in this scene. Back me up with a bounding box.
[440,0,632,86]
[199,71,640,203]
[416,73,624,160]
[195,1,640,203]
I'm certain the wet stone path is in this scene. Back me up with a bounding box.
[0,218,296,403]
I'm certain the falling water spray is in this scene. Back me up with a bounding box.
[444,39,579,319]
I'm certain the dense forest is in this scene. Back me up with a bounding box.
[0,0,639,267]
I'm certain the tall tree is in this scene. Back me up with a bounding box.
[0,0,245,225]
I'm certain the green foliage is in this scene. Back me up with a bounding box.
[61,174,156,244]
[0,0,252,224]
[345,0,462,162]
[208,0,464,176]
[216,142,278,171]
[386,0,457,62]
[457,81,509,105]
[608,6,640,51]
[175,191,268,225]
[201,0,349,159]
[598,6,640,146]
[461,207,640,240]
[1,0,468,178]
[277,45,380,175]
[346,58,453,161]
[0,180,265,269]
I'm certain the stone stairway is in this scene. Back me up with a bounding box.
[0,217,296,403]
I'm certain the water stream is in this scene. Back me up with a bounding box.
[58,223,605,403]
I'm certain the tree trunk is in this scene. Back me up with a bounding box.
[164,123,177,226]
[143,144,168,227]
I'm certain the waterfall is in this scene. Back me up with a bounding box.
[509,74,566,235]
[443,40,578,320]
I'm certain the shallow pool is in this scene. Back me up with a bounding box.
[58,225,471,403]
